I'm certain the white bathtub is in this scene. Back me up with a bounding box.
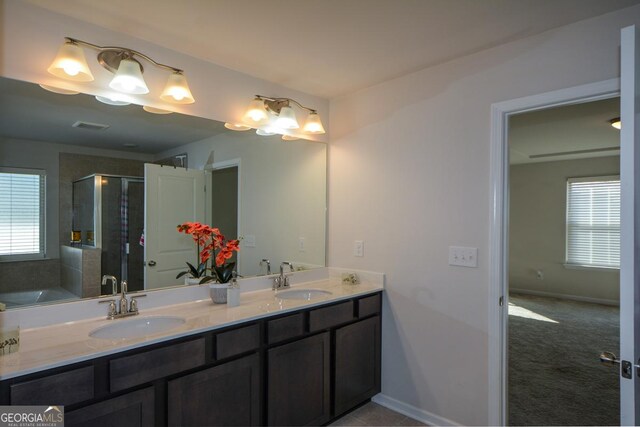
[0,288,79,309]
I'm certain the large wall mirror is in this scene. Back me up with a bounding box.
[0,77,327,309]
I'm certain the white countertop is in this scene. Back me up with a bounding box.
[0,277,383,380]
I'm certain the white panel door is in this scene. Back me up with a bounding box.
[619,24,640,426]
[144,164,205,289]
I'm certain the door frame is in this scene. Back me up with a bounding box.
[487,78,620,425]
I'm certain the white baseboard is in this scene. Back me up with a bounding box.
[510,288,618,306]
[372,393,459,426]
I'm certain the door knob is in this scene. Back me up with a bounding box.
[599,351,619,367]
[148,260,157,267]
[599,351,640,379]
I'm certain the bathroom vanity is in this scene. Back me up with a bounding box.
[0,279,382,426]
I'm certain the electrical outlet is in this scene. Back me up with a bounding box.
[354,240,364,257]
[298,237,306,252]
[448,246,478,268]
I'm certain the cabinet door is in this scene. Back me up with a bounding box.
[167,353,260,427]
[267,332,330,426]
[65,387,154,427]
[334,316,381,416]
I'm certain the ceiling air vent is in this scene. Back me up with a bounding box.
[72,121,110,131]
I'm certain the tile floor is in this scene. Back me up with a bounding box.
[329,402,427,426]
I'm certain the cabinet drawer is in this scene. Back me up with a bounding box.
[358,294,381,318]
[110,338,205,392]
[11,366,93,406]
[216,324,260,360]
[309,301,354,332]
[267,313,304,344]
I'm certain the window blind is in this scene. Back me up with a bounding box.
[0,168,46,258]
[566,176,620,269]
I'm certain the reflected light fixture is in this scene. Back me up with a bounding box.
[224,123,252,131]
[282,134,301,141]
[256,128,277,136]
[243,95,325,136]
[48,37,195,103]
[95,95,131,106]
[143,106,173,115]
[610,117,621,130]
[39,84,79,95]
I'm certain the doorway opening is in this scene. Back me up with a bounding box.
[507,97,620,425]
[487,78,621,426]
[208,160,240,270]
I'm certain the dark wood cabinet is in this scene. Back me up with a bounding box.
[65,387,155,427]
[0,291,382,427]
[267,332,331,426]
[167,354,261,427]
[334,316,381,416]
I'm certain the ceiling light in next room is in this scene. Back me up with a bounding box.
[48,37,195,103]
[242,95,325,136]
[610,117,621,130]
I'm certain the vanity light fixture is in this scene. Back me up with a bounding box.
[243,95,325,135]
[610,117,621,130]
[256,128,277,136]
[48,37,195,103]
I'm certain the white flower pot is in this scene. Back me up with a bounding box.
[209,283,228,304]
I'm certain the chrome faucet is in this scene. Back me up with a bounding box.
[102,275,118,295]
[99,278,146,320]
[260,258,271,275]
[273,262,294,290]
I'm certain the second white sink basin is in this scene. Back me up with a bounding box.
[89,316,186,340]
[275,289,332,301]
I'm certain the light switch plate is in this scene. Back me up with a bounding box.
[244,235,256,247]
[298,237,306,252]
[354,240,364,257]
[449,246,478,267]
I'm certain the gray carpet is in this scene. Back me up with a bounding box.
[508,293,619,426]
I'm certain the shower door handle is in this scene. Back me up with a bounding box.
[147,260,157,267]
[599,351,636,379]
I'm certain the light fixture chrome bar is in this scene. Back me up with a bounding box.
[255,95,317,113]
[65,37,183,74]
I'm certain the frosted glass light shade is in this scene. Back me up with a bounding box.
[47,42,94,82]
[274,106,299,129]
[282,134,301,141]
[256,128,276,136]
[302,112,325,134]
[109,59,149,94]
[160,72,195,104]
[610,118,621,130]
[243,98,269,125]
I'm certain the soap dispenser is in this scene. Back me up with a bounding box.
[227,272,240,307]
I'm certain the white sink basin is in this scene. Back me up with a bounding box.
[275,289,332,301]
[89,316,186,340]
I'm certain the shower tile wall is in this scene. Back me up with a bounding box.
[60,246,101,298]
[0,259,60,293]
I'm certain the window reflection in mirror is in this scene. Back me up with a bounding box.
[0,77,326,309]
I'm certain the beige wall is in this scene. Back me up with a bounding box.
[328,6,640,425]
[509,156,620,304]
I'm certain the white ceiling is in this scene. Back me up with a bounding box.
[26,0,640,99]
[509,97,620,165]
